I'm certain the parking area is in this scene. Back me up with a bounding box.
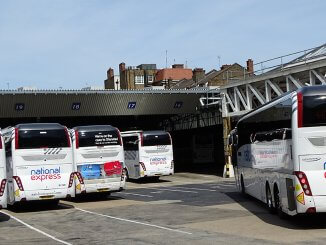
[2,173,326,245]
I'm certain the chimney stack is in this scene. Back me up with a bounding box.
[172,64,184,69]
[119,62,126,72]
[246,59,254,76]
[221,64,231,70]
[107,68,114,79]
[192,68,205,82]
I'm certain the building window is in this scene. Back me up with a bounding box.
[135,75,144,84]
[147,75,154,84]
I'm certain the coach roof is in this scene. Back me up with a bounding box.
[73,125,117,132]
[299,85,326,96]
[121,130,168,135]
[16,123,66,130]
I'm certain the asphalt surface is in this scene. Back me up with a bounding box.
[2,173,326,244]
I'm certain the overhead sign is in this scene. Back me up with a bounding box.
[72,102,81,110]
[15,103,25,111]
[128,102,137,109]
[174,101,183,109]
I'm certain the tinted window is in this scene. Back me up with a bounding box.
[237,97,292,148]
[303,95,326,127]
[122,136,139,151]
[78,130,120,147]
[253,128,292,142]
[18,129,69,149]
[143,133,171,146]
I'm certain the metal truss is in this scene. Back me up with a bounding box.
[199,89,221,107]
[162,108,222,131]
[221,61,326,117]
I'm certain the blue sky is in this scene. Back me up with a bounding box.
[0,0,325,89]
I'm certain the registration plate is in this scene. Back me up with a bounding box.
[39,195,55,200]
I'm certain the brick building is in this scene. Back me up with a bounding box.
[104,63,157,90]
[171,59,254,89]
[194,59,254,87]
[119,63,157,89]
[154,64,193,88]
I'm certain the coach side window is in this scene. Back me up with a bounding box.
[122,136,139,151]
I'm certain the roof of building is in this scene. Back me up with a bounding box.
[155,68,193,82]
[288,43,326,64]
[170,78,194,89]
[263,43,326,74]
[0,89,208,118]
[192,63,244,88]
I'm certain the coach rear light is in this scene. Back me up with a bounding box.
[15,128,19,149]
[121,168,126,180]
[306,207,316,213]
[171,160,174,169]
[75,172,84,184]
[140,132,144,146]
[0,179,6,196]
[139,162,146,171]
[64,127,71,147]
[68,173,74,188]
[75,130,79,149]
[297,92,303,128]
[13,176,24,191]
[294,171,312,196]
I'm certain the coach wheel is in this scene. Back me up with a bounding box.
[240,175,245,195]
[274,187,287,219]
[266,186,275,213]
[124,168,129,181]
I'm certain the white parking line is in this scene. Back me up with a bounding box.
[167,180,195,185]
[172,187,217,192]
[0,211,72,245]
[75,208,192,235]
[120,192,153,198]
[149,188,198,193]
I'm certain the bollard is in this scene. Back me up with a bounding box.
[223,155,234,178]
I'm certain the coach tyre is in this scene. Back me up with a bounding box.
[266,185,275,213]
[274,186,287,219]
[240,175,245,195]
[124,168,129,181]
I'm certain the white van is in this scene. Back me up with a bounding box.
[3,123,76,205]
[121,130,174,180]
[71,125,125,194]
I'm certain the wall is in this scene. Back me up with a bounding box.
[208,64,246,86]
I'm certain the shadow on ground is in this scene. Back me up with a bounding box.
[175,162,224,176]
[7,200,74,213]
[127,178,171,184]
[0,212,10,222]
[225,191,326,230]
[67,193,124,203]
